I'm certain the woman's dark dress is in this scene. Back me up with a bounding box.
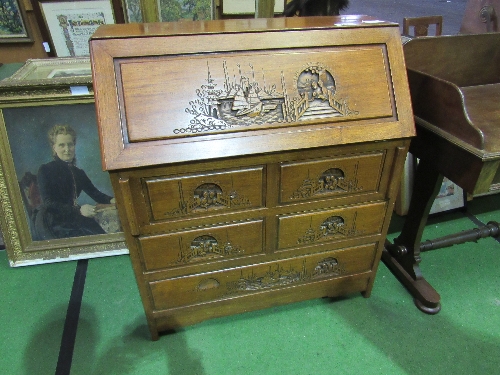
[34,157,113,240]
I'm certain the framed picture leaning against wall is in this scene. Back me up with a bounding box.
[0,75,127,266]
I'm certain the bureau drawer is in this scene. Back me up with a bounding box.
[145,167,264,221]
[139,220,264,271]
[280,152,385,204]
[150,243,377,310]
[277,202,386,250]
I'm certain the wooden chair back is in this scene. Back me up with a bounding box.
[403,16,443,37]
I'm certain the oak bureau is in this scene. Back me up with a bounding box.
[90,15,415,340]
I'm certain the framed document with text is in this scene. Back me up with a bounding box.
[31,0,124,57]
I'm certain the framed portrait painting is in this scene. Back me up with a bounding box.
[0,95,127,266]
[31,0,124,57]
[0,0,33,43]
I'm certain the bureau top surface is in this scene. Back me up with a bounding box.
[91,15,396,39]
[90,16,414,170]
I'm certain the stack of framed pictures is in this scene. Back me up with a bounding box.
[0,57,127,266]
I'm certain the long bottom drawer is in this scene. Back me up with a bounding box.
[152,271,372,334]
[150,243,377,311]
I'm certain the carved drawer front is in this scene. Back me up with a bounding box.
[277,202,386,250]
[150,243,377,311]
[139,220,264,271]
[280,152,385,204]
[145,167,264,221]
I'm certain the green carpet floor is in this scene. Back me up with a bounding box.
[1,193,499,375]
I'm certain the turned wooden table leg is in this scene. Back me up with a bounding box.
[383,157,444,314]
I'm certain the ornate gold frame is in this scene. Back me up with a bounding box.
[0,76,127,267]
[0,57,92,97]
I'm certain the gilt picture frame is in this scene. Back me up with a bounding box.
[0,57,91,86]
[0,88,127,267]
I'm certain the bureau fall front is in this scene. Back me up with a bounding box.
[90,15,415,340]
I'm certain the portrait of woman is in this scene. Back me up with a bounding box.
[34,124,116,239]
[2,103,121,241]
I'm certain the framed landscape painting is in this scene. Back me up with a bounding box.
[158,0,212,21]
[0,0,33,43]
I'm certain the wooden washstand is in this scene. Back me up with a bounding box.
[383,33,500,313]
